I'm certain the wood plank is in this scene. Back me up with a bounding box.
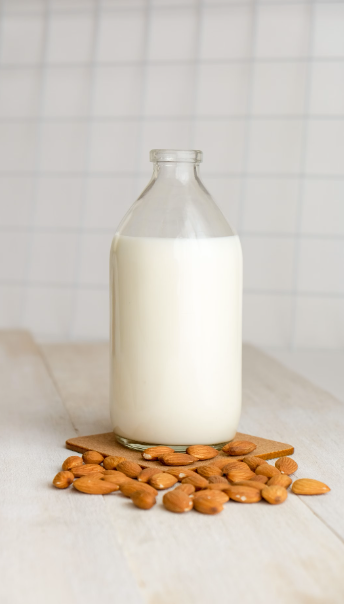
[0,332,142,604]
[42,341,344,603]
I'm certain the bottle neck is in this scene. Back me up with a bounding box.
[153,161,200,184]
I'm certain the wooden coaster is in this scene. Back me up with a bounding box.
[66,432,294,469]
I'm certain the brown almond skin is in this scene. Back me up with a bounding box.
[181,474,209,490]
[262,485,288,504]
[138,467,162,483]
[103,456,126,470]
[120,480,158,498]
[160,453,197,466]
[193,498,223,515]
[255,464,280,478]
[275,457,298,475]
[164,468,197,481]
[235,480,266,492]
[130,491,156,510]
[73,477,119,495]
[193,489,229,504]
[250,474,268,484]
[53,471,74,489]
[197,465,223,478]
[186,445,219,460]
[117,460,142,479]
[222,461,246,474]
[242,456,267,471]
[149,473,178,490]
[163,490,193,513]
[222,440,257,456]
[211,457,237,470]
[82,450,104,465]
[62,456,83,471]
[174,483,195,495]
[207,482,232,491]
[100,471,129,485]
[226,465,255,482]
[142,446,174,460]
[268,474,292,489]
[226,485,261,503]
[72,464,105,477]
[292,479,330,495]
[208,475,228,484]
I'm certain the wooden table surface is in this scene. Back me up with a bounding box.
[1,331,344,604]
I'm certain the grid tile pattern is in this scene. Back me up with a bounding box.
[0,0,343,349]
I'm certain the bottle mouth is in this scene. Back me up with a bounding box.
[150,149,202,164]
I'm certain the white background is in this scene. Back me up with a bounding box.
[0,0,343,349]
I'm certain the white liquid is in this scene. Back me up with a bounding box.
[110,235,242,445]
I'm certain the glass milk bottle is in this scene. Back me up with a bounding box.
[110,150,242,450]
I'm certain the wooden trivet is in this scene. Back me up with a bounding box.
[66,432,294,469]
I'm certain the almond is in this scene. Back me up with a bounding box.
[235,480,266,492]
[62,456,83,471]
[149,473,178,490]
[160,453,197,466]
[262,485,288,504]
[163,490,193,513]
[82,450,104,465]
[130,491,156,510]
[211,457,236,470]
[291,479,330,495]
[181,474,209,490]
[164,468,196,481]
[208,475,229,484]
[226,485,261,503]
[193,489,229,504]
[242,456,267,471]
[174,484,195,495]
[142,446,174,460]
[138,467,162,483]
[186,445,219,460]
[117,460,142,479]
[275,457,298,475]
[207,483,232,491]
[103,469,120,475]
[52,471,74,489]
[100,471,128,485]
[193,498,223,515]
[72,464,105,477]
[250,474,268,484]
[226,465,255,482]
[255,464,280,478]
[222,440,257,456]
[222,461,247,474]
[196,465,222,478]
[120,480,158,498]
[73,476,118,495]
[103,456,126,470]
[268,474,292,489]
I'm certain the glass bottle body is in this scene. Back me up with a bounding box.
[110,150,242,450]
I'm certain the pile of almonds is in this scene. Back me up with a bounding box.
[52,440,330,515]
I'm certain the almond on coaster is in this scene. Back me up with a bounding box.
[226,485,261,503]
[103,456,126,470]
[255,464,280,479]
[291,479,330,495]
[72,464,105,477]
[149,473,178,490]
[142,446,174,460]
[116,460,142,479]
[181,474,209,490]
[130,491,156,510]
[82,450,104,465]
[163,490,193,513]
[53,471,74,489]
[208,475,228,484]
[262,485,288,505]
[160,453,197,466]
[164,467,196,481]
[275,457,298,475]
[73,476,119,495]
[196,465,222,478]
[138,467,162,483]
[222,461,246,473]
[62,456,83,471]
[222,440,257,456]
[211,457,236,470]
[193,489,229,504]
[186,445,219,460]
[242,456,267,471]
[193,498,223,515]
[268,474,292,489]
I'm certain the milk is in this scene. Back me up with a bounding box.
[110,234,242,445]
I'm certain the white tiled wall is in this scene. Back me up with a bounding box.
[0,0,343,350]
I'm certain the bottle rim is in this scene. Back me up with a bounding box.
[149,149,203,163]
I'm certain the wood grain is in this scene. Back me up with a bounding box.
[65,431,294,468]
